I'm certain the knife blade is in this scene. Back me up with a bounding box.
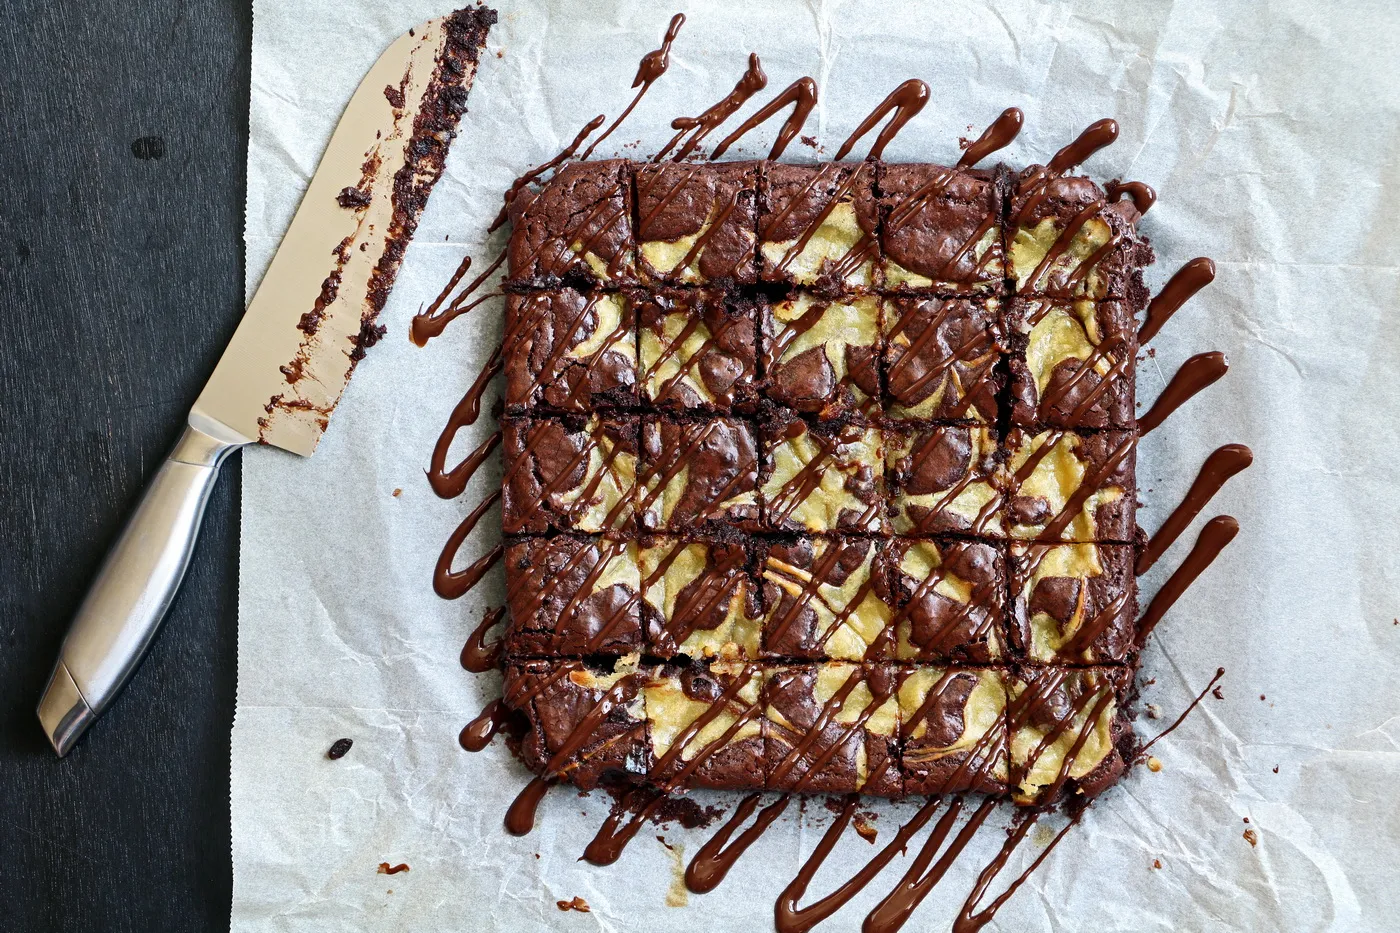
[36,7,496,756]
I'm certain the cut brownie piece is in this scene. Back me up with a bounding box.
[898,667,1009,795]
[761,411,885,533]
[504,289,636,412]
[1007,666,1132,805]
[763,291,881,418]
[503,657,649,790]
[634,160,758,285]
[759,161,879,290]
[765,663,901,796]
[1006,297,1136,429]
[639,416,760,532]
[884,424,1002,536]
[1006,167,1153,302]
[502,415,637,534]
[642,660,766,791]
[888,538,1007,663]
[759,537,896,660]
[506,159,637,289]
[1003,429,1136,543]
[1010,542,1137,664]
[640,537,761,660]
[883,295,1003,422]
[878,163,1006,295]
[637,288,758,412]
[504,536,642,656]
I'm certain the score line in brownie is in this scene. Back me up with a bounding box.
[412,9,1251,933]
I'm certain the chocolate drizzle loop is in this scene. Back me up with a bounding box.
[662,53,769,162]
[580,13,687,160]
[833,79,929,162]
[711,77,819,160]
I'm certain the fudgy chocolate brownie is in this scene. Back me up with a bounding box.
[878,163,1007,296]
[504,289,636,412]
[1005,296,1136,429]
[759,161,879,290]
[883,295,1003,422]
[496,153,1154,806]
[506,159,637,289]
[635,160,759,285]
[636,288,758,412]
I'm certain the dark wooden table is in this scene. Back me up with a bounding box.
[0,1,251,929]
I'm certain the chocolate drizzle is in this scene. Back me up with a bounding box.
[408,16,1250,931]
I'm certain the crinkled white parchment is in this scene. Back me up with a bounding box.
[235,1,1400,930]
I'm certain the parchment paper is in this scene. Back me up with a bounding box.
[234,2,1400,929]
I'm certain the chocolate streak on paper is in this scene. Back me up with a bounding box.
[1137,515,1240,645]
[1138,445,1253,575]
[580,13,687,160]
[1138,351,1229,435]
[1139,258,1216,345]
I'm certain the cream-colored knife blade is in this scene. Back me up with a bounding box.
[37,7,495,755]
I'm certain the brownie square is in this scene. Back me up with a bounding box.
[878,163,1007,296]
[1003,429,1136,543]
[888,538,1007,663]
[1010,542,1137,664]
[637,288,758,412]
[765,663,901,796]
[884,424,1002,536]
[758,161,879,290]
[639,416,760,532]
[898,667,1009,795]
[1005,168,1153,302]
[634,160,758,285]
[1007,665,1132,805]
[504,535,642,656]
[1005,297,1136,429]
[504,289,636,412]
[642,660,767,791]
[503,657,650,790]
[506,159,637,289]
[502,415,638,534]
[761,411,885,533]
[640,536,761,660]
[762,291,881,418]
[883,295,1003,422]
[759,537,896,660]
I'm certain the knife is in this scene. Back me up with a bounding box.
[36,7,495,756]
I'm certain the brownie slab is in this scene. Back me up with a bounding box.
[1006,297,1136,429]
[888,538,1007,663]
[765,663,901,796]
[639,416,760,532]
[878,163,1006,296]
[759,161,879,290]
[1010,542,1137,664]
[502,415,638,534]
[637,288,758,412]
[634,160,758,285]
[1007,665,1132,805]
[503,657,649,790]
[1003,428,1136,543]
[898,667,1009,795]
[506,159,637,289]
[883,295,1003,422]
[1006,167,1153,302]
[761,411,885,533]
[640,537,761,660]
[759,537,896,660]
[763,291,881,419]
[504,289,636,412]
[642,660,767,791]
[884,424,1002,536]
[505,536,642,656]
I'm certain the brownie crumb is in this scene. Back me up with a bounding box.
[327,738,353,760]
[556,896,590,913]
[384,84,406,109]
[337,186,373,209]
[1242,829,1258,847]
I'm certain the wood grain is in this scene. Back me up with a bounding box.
[0,0,250,929]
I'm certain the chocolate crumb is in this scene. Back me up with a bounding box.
[556,896,590,913]
[337,186,373,209]
[384,84,406,108]
[392,488,403,497]
[1242,829,1258,847]
[1152,859,1163,869]
[377,862,410,874]
[853,813,878,844]
[1212,685,1225,700]
[1272,765,1279,773]
[327,738,353,760]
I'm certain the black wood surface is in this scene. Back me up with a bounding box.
[0,1,251,929]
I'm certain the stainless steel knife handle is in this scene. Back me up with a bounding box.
[36,423,242,756]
